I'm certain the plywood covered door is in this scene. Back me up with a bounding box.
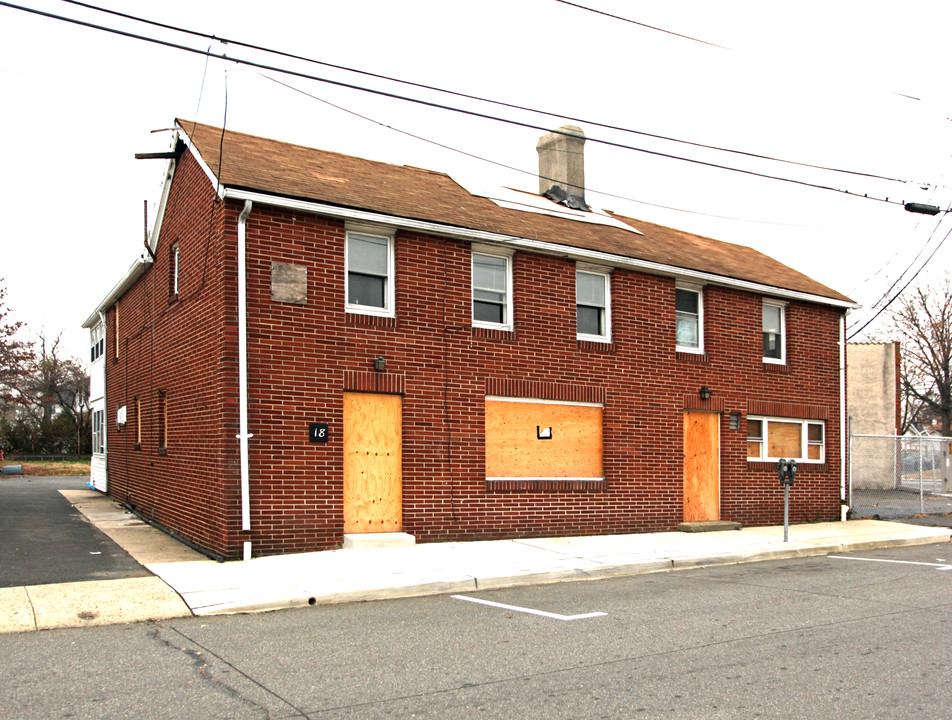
[343,393,402,533]
[683,411,720,522]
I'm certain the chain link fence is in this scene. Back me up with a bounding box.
[849,433,952,519]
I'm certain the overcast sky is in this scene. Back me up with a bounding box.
[2,0,952,363]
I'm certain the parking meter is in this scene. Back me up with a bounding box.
[777,459,797,486]
[777,459,797,541]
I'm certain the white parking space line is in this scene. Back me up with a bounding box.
[452,595,607,621]
[829,556,952,570]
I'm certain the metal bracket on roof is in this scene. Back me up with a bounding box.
[543,184,590,212]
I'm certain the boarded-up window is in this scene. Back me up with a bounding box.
[271,262,307,305]
[767,421,801,458]
[485,398,603,479]
[748,416,825,463]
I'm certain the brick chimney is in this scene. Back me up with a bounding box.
[537,124,588,210]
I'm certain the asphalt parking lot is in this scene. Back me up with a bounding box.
[0,476,150,588]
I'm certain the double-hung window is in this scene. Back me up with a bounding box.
[92,409,104,455]
[90,323,104,362]
[472,250,513,329]
[346,229,394,316]
[762,301,785,363]
[747,416,824,463]
[576,268,611,341]
[676,285,703,353]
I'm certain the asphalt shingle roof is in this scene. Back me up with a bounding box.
[178,119,851,304]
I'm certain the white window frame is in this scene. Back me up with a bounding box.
[675,283,704,354]
[345,225,395,318]
[576,265,612,343]
[762,300,786,364]
[90,323,104,362]
[171,243,180,296]
[747,415,825,464]
[472,247,514,331]
[92,409,105,456]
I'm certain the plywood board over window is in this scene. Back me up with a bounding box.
[485,398,603,479]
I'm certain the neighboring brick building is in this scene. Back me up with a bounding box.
[84,120,855,559]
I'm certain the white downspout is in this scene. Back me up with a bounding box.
[237,200,253,553]
[840,312,848,521]
[99,310,107,493]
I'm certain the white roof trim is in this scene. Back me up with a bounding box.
[82,256,152,328]
[175,122,225,202]
[222,188,857,309]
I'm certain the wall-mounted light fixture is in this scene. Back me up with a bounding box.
[699,386,713,401]
[373,355,387,373]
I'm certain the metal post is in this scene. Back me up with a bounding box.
[919,436,925,515]
[784,484,790,543]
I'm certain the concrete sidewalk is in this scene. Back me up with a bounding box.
[2,489,949,632]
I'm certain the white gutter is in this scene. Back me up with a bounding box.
[238,200,253,535]
[222,188,858,310]
[839,312,848,520]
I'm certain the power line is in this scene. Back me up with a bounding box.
[258,72,812,226]
[847,220,952,339]
[0,1,927,207]
[53,0,928,186]
[552,0,731,50]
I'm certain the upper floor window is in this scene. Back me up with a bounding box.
[747,416,824,463]
[576,268,610,341]
[472,250,513,329]
[169,242,180,300]
[676,285,703,353]
[90,323,105,362]
[346,229,394,317]
[762,301,785,363]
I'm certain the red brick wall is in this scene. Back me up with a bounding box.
[105,152,239,557]
[105,150,845,558]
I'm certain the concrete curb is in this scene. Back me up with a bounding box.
[10,488,950,628]
[0,577,191,634]
[160,525,949,617]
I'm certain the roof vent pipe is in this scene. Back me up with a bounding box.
[537,124,589,211]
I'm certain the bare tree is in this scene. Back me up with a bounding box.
[17,333,90,454]
[892,274,952,436]
[0,280,31,404]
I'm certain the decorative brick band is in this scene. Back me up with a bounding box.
[346,313,398,329]
[343,371,406,394]
[683,395,725,412]
[485,378,606,404]
[676,351,709,363]
[763,362,791,373]
[747,400,829,420]
[486,478,606,492]
[472,327,517,341]
[577,340,617,353]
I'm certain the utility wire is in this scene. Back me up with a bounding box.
[258,72,811,225]
[847,220,952,339]
[0,1,923,208]
[53,0,926,187]
[553,0,731,49]
[851,215,944,319]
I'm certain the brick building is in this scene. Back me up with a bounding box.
[84,120,854,559]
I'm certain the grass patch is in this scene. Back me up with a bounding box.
[1,461,91,476]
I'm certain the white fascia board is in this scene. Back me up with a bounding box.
[82,256,152,328]
[147,154,178,255]
[221,188,858,310]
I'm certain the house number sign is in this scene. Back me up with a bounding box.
[309,423,329,443]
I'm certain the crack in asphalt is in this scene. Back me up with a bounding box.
[151,624,308,720]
